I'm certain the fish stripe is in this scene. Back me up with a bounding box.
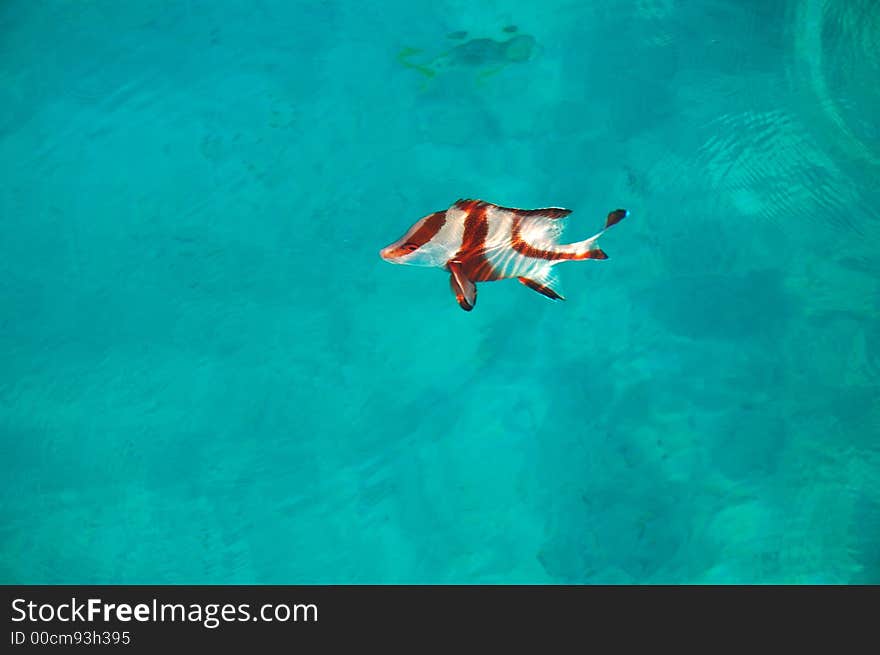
[511,216,605,261]
[451,201,501,282]
[384,211,447,258]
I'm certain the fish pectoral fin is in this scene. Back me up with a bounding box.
[448,260,477,311]
[518,276,565,301]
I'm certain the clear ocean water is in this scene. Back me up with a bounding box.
[1,0,878,584]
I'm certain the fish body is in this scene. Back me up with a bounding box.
[380,199,628,311]
[397,31,537,79]
[435,34,536,70]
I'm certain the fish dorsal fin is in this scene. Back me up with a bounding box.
[487,201,572,219]
[448,260,476,311]
[452,198,484,211]
[502,205,571,219]
[453,199,571,220]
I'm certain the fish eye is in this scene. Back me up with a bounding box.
[403,243,419,252]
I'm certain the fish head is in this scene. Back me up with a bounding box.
[379,211,448,267]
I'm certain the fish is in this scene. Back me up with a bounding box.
[397,30,538,79]
[380,199,628,311]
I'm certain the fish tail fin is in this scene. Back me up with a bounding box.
[560,208,628,261]
[604,208,629,230]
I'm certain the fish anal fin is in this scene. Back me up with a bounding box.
[448,260,477,311]
[518,276,565,301]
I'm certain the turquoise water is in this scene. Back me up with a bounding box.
[1,0,879,584]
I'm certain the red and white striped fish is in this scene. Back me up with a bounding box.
[380,199,628,311]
